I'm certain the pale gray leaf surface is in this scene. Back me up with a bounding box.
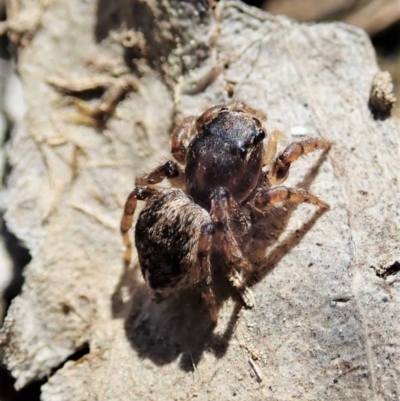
[0,1,399,400]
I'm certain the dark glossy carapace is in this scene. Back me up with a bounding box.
[185,106,265,207]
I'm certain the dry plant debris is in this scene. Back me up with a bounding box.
[369,70,397,118]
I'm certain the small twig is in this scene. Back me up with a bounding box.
[46,76,115,94]
[248,358,264,383]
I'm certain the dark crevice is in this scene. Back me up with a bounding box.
[241,0,264,8]
[1,223,32,310]
[41,343,90,378]
[42,342,91,379]
[375,262,400,279]
[44,343,91,378]
[0,2,10,61]
[371,21,400,56]
[0,343,90,401]
[1,116,13,188]
[63,342,91,363]
[0,367,44,401]
[0,225,33,401]
[0,49,34,399]
[0,0,30,312]
[332,296,352,303]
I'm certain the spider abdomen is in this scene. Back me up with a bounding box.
[135,188,211,296]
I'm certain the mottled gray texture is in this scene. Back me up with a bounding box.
[0,0,399,400]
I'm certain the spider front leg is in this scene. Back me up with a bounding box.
[263,129,285,166]
[122,160,184,264]
[210,187,255,308]
[120,186,157,264]
[197,222,218,324]
[135,160,185,188]
[171,116,196,164]
[268,138,330,185]
[252,186,329,212]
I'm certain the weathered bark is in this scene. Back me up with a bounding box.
[0,0,399,400]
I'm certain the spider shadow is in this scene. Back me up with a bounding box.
[111,150,329,370]
[245,150,330,283]
[111,261,243,371]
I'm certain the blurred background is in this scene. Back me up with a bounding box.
[0,0,398,400]
[244,0,400,115]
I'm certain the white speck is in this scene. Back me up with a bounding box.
[291,125,309,136]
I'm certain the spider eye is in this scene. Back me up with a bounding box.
[238,146,247,159]
[255,129,265,143]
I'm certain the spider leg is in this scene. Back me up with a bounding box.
[229,102,267,120]
[135,160,184,186]
[210,187,255,308]
[120,186,157,264]
[197,222,218,324]
[226,268,255,308]
[123,160,184,265]
[263,129,285,166]
[268,138,330,185]
[196,103,266,133]
[171,116,196,164]
[252,186,328,212]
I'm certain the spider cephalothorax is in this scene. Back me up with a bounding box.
[121,103,330,323]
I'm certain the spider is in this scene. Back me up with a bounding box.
[120,103,330,324]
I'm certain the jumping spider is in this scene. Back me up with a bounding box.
[120,103,330,324]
